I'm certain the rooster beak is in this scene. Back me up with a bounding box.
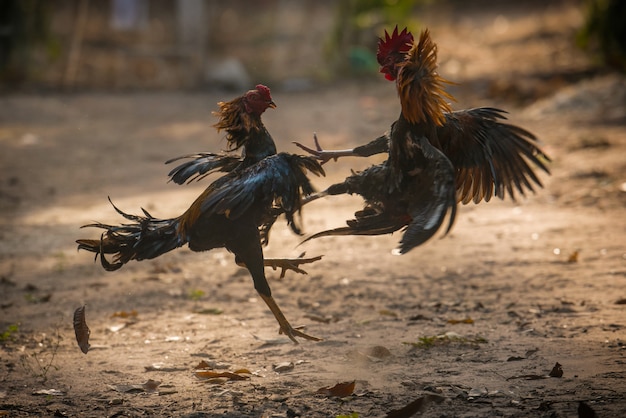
[268,100,277,109]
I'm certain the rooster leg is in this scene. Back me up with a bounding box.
[259,294,322,343]
[231,228,321,343]
[293,133,356,164]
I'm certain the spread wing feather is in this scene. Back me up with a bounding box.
[192,153,324,226]
[166,153,242,184]
[437,107,550,203]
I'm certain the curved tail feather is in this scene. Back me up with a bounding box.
[77,198,185,271]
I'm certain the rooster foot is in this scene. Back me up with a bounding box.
[264,252,323,278]
[293,133,355,165]
[260,294,322,344]
[278,323,322,343]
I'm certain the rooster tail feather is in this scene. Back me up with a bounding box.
[300,222,403,246]
[77,201,186,271]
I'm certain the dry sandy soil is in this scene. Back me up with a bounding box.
[1,2,625,417]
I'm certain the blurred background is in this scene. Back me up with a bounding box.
[0,0,624,92]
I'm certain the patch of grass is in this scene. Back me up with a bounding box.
[336,413,359,418]
[187,289,205,301]
[19,327,63,383]
[0,323,19,342]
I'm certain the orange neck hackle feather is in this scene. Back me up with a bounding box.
[396,29,455,127]
[212,96,263,151]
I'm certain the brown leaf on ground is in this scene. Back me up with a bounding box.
[316,381,355,398]
[142,379,161,392]
[386,394,445,418]
[447,317,474,324]
[194,360,212,369]
[111,309,138,318]
[73,305,90,354]
[549,362,563,377]
[194,370,250,381]
[567,251,579,263]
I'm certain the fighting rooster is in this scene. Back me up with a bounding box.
[297,27,550,253]
[77,85,325,343]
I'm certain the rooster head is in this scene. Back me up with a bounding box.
[377,26,414,81]
[243,84,277,116]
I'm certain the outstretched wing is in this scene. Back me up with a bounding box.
[166,152,242,184]
[437,107,550,204]
[191,153,324,232]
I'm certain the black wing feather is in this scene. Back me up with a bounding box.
[437,107,550,203]
[166,153,242,184]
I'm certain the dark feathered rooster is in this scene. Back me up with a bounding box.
[165,85,320,256]
[297,27,550,253]
[77,85,325,343]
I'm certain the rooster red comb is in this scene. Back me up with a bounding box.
[377,26,414,65]
[255,84,272,101]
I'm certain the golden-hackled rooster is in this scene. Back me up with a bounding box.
[297,27,550,253]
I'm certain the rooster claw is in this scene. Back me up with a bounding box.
[260,294,322,344]
[293,133,349,165]
[264,252,323,279]
[279,324,322,343]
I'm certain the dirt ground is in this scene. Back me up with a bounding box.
[1,2,626,417]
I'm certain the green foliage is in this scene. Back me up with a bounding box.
[0,323,19,342]
[336,413,359,418]
[325,0,428,77]
[577,0,626,71]
[188,288,206,301]
[0,0,56,84]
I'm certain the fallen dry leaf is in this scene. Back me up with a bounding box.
[447,317,474,325]
[567,251,579,263]
[385,394,445,417]
[195,371,250,381]
[73,305,90,354]
[316,381,355,398]
[194,360,212,369]
[142,379,161,392]
[549,362,563,378]
[111,309,138,318]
